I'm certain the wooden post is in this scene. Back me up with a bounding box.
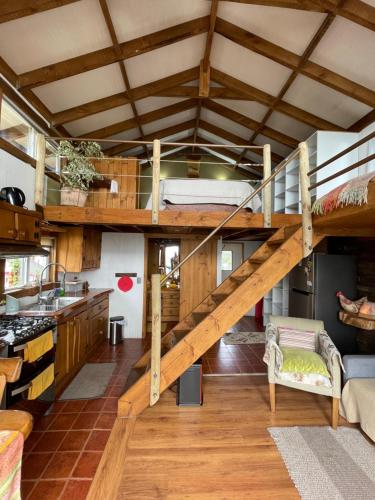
[299,141,313,258]
[34,133,46,206]
[150,274,161,406]
[263,144,271,228]
[151,139,160,224]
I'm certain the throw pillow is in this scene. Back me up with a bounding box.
[280,347,330,378]
[278,326,316,351]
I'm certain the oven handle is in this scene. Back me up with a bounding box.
[11,382,31,396]
[13,343,26,353]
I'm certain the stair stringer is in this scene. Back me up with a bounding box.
[119,227,325,417]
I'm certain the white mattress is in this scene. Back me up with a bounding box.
[146,179,262,212]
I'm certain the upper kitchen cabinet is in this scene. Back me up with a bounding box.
[57,226,102,272]
[0,201,41,243]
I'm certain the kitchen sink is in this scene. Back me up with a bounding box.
[19,296,84,313]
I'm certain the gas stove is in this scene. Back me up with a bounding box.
[0,316,56,346]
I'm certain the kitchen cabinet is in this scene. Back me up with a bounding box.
[57,226,102,272]
[0,201,41,243]
[55,295,109,394]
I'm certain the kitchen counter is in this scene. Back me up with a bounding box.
[18,288,113,320]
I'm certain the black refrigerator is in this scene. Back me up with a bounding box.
[289,253,357,355]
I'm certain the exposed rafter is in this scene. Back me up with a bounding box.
[349,109,375,132]
[18,17,209,89]
[0,0,80,24]
[222,0,375,31]
[154,85,253,99]
[202,99,298,148]
[215,17,375,107]
[84,99,197,139]
[51,67,199,125]
[211,67,344,131]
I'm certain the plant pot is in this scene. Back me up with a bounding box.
[60,187,88,207]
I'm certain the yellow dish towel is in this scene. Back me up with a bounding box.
[28,363,54,400]
[24,330,53,363]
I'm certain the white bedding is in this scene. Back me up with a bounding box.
[146,179,262,212]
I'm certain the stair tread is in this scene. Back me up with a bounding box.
[230,275,249,283]
[211,293,229,303]
[267,237,286,246]
[249,256,268,264]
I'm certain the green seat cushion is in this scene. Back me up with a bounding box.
[280,347,330,377]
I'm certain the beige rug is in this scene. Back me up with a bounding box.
[269,426,375,500]
[223,331,265,345]
[59,363,116,400]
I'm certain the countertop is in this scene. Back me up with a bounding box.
[17,288,113,320]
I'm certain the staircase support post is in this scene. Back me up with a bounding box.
[263,144,271,228]
[299,142,313,257]
[34,133,46,207]
[151,139,161,225]
[150,274,161,406]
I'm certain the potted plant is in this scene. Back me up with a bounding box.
[58,140,103,207]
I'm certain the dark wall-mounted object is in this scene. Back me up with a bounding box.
[115,273,137,277]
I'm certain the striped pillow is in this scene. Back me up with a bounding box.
[278,326,316,352]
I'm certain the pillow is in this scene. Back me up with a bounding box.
[280,347,330,378]
[278,326,316,352]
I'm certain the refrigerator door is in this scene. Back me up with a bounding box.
[289,256,314,294]
[314,254,357,355]
[289,288,314,319]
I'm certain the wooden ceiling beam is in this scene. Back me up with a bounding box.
[211,67,344,131]
[85,98,197,139]
[348,109,375,132]
[199,120,284,163]
[104,119,196,157]
[154,85,255,99]
[51,67,199,125]
[18,16,209,89]
[0,0,80,24]
[202,99,298,148]
[222,0,375,31]
[215,18,375,106]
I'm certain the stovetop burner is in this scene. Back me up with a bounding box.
[0,316,56,345]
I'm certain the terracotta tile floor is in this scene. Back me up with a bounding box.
[20,316,266,498]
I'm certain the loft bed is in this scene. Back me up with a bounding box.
[145,178,262,213]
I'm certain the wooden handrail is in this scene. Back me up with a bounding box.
[309,153,375,191]
[308,130,375,177]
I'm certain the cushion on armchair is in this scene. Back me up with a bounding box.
[278,327,316,351]
[278,347,332,388]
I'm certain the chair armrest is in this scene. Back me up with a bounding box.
[263,323,281,383]
[0,357,23,383]
[318,331,342,398]
[343,355,375,382]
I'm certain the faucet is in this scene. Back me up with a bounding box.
[38,263,67,305]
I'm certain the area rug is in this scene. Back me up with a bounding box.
[223,331,265,345]
[59,362,116,400]
[269,426,375,500]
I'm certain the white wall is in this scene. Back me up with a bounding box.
[79,232,145,339]
[358,121,375,175]
[0,149,35,209]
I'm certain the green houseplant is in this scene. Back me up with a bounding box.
[58,140,103,207]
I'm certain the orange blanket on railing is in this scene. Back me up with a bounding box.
[312,172,375,216]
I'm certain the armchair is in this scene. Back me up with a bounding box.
[264,315,342,429]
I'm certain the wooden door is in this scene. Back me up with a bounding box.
[0,208,16,240]
[55,322,69,386]
[179,237,217,319]
[17,214,40,243]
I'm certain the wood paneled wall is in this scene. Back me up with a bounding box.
[86,157,139,209]
[179,236,217,319]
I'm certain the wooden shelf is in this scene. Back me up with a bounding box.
[339,310,375,330]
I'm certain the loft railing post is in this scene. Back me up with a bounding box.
[263,144,272,228]
[151,139,161,224]
[34,133,46,206]
[299,141,313,257]
[150,274,161,406]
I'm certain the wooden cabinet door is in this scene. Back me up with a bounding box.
[0,208,16,240]
[82,229,102,270]
[16,214,40,243]
[55,323,69,385]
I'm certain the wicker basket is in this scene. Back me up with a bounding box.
[60,187,88,207]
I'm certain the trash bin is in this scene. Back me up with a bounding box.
[109,316,124,345]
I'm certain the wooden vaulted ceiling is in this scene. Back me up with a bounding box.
[0,0,374,173]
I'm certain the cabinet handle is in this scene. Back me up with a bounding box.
[7,229,17,238]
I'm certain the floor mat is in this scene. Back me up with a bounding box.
[59,362,116,400]
[223,331,265,345]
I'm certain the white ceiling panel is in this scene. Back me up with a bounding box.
[33,64,124,113]
[65,104,135,136]
[108,0,209,43]
[213,99,268,122]
[106,129,140,142]
[218,3,325,55]
[211,34,292,96]
[284,75,372,128]
[200,108,250,139]
[0,0,111,73]
[254,134,292,157]
[142,109,197,135]
[266,112,315,141]
[309,17,375,90]
[161,130,194,143]
[125,35,205,88]
[136,97,185,115]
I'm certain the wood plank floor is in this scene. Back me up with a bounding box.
[88,375,350,499]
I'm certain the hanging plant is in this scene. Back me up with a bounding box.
[58,140,103,191]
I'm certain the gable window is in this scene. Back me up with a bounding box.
[0,99,35,156]
[221,250,233,271]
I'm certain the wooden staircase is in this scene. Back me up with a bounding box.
[118,225,324,417]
